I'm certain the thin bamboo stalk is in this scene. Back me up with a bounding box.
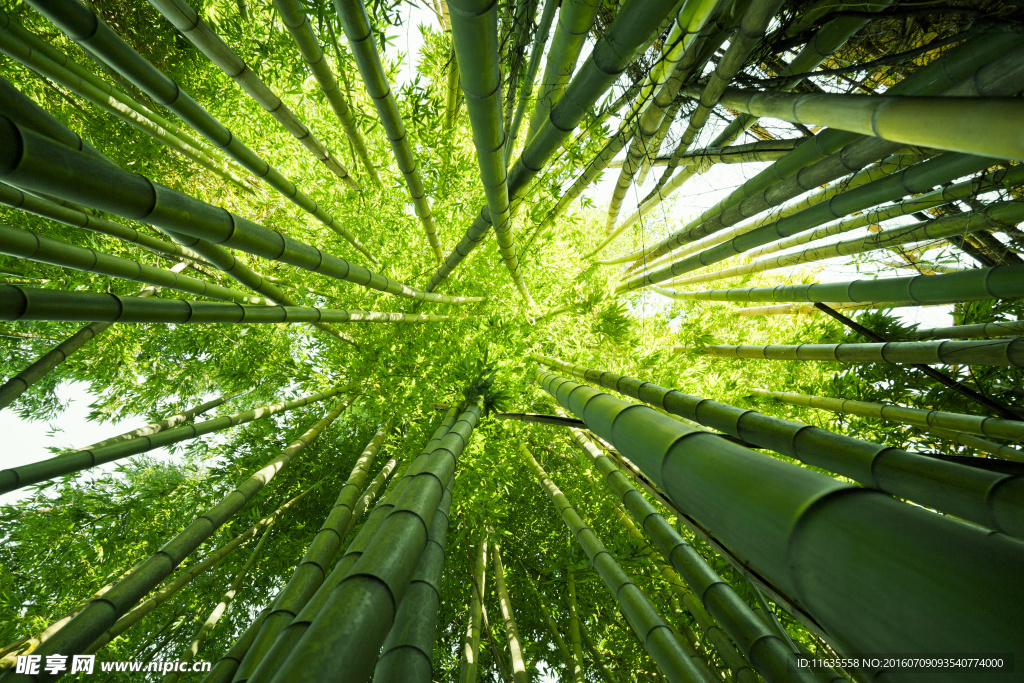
[271,0,380,186]
[491,542,530,683]
[262,404,480,682]
[148,0,359,188]
[332,0,442,261]
[27,0,377,259]
[563,426,803,682]
[520,443,712,683]
[567,570,584,683]
[506,0,557,163]
[449,0,533,303]
[907,320,1024,341]
[0,387,351,494]
[608,138,803,168]
[537,369,1024,664]
[240,410,460,683]
[538,353,1024,533]
[578,621,619,683]
[459,536,489,683]
[913,425,1024,464]
[0,263,186,412]
[677,338,1024,367]
[517,565,572,669]
[232,419,394,681]
[0,116,480,304]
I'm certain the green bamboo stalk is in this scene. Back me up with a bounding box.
[492,542,530,683]
[738,164,1024,263]
[0,284,459,326]
[609,137,803,169]
[524,0,601,144]
[909,425,1024,464]
[0,73,106,163]
[240,410,460,683]
[0,387,350,494]
[272,0,380,186]
[0,182,207,264]
[633,95,683,186]
[578,620,619,683]
[705,85,1024,161]
[619,33,1024,270]
[0,329,59,342]
[634,150,931,278]
[0,116,480,305]
[25,397,351,664]
[261,404,480,683]
[520,443,712,683]
[25,0,376,261]
[0,223,273,305]
[908,319,1024,341]
[459,536,489,683]
[537,369,1024,663]
[83,482,319,655]
[147,0,359,188]
[0,34,248,190]
[448,0,533,304]
[425,0,681,292]
[372,482,454,682]
[730,302,909,317]
[232,419,394,682]
[678,337,1024,368]
[0,263,186,413]
[620,151,996,292]
[516,565,572,670]
[752,387,1024,446]
[162,514,277,683]
[332,0,442,261]
[539,353,1024,534]
[506,0,557,163]
[652,264,1024,308]
[65,391,241,455]
[567,570,584,683]
[563,425,802,682]
[482,599,513,683]
[501,0,539,150]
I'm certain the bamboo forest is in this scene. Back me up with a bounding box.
[2,0,1024,680]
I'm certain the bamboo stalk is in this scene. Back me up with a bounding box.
[536,369,1024,663]
[909,320,1024,340]
[608,138,803,168]
[492,542,530,683]
[506,0,558,163]
[459,536,489,683]
[0,388,351,494]
[567,570,584,683]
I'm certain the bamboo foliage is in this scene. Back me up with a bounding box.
[536,369,1024,660]
[448,0,533,304]
[146,0,358,188]
[520,443,712,683]
[25,0,377,260]
[0,117,481,304]
[23,397,351,663]
[332,0,442,261]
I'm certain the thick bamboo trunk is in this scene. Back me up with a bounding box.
[537,354,1024,535]
[459,536,488,683]
[521,443,712,683]
[537,369,1024,668]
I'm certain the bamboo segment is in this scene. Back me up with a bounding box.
[25,0,377,260]
[567,570,584,683]
[538,353,1024,534]
[0,285,459,325]
[425,0,681,292]
[915,425,1024,464]
[520,443,712,683]
[264,404,480,683]
[241,410,460,683]
[707,86,1024,161]
[232,420,393,682]
[752,387,1024,445]
[162,516,276,683]
[0,224,272,305]
[564,427,804,683]
[459,536,488,683]
[372,483,454,683]
[492,543,530,683]
[679,338,1024,367]
[448,0,533,303]
[272,0,380,185]
[332,0,442,261]
[198,610,271,683]
[537,369,1024,668]
[620,152,996,292]
[0,264,185,412]
[0,388,350,494]
[652,264,1024,307]
[147,0,359,188]
[65,391,240,455]
[525,0,601,144]
[909,320,1024,341]
[618,34,1024,271]
[0,116,481,304]
[608,138,803,168]
[32,398,348,660]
